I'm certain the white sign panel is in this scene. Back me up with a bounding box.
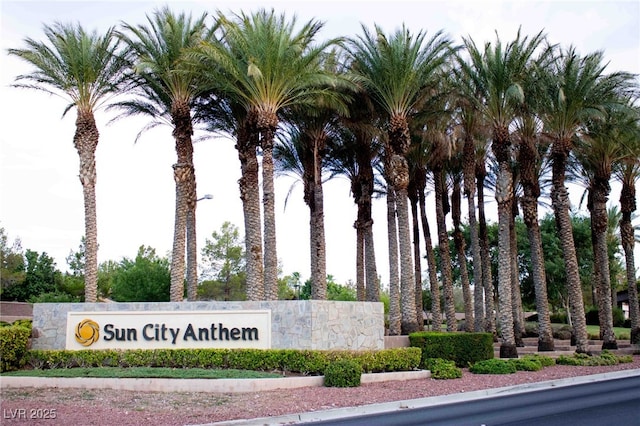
[66,310,271,350]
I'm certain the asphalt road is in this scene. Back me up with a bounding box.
[304,374,640,426]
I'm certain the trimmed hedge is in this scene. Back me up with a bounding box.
[324,359,362,387]
[409,332,493,367]
[22,347,421,375]
[1,325,32,372]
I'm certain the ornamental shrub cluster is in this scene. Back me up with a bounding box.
[469,354,555,375]
[323,359,362,387]
[0,320,32,372]
[556,350,633,366]
[409,332,493,367]
[424,358,462,379]
[24,347,421,375]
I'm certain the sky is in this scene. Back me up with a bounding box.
[0,0,639,287]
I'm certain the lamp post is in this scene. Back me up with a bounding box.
[187,194,213,301]
[197,194,213,202]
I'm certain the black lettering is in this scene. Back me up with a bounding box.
[103,324,114,341]
[183,323,197,341]
[142,324,154,341]
[218,324,229,340]
[127,328,137,341]
[230,327,241,340]
[242,327,259,340]
[198,327,209,341]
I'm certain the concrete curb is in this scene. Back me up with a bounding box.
[202,369,640,425]
[0,370,430,394]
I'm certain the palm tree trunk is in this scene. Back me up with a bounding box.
[396,187,418,334]
[463,134,484,331]
[592,178,617,349]
[493,128,517,358]
[364,224,379,302]
[310,151,327,300]
[261,127,278,300]
[495,162,517,358]
[169,102,194,302]
[477,166,496,336]
[419,190,441,330]
[386,186,401,335]
[434,168,456,332]
[75,110,99,303]
[551,142,588,353]
[521,194,555,351]
[410,187,424,328]
[185,146,198,301]
[237,122,264,300]
[519,133,554,351]
[452,177,474,332]
[186,205,197,300]
[169,162,189,302]
[620,179,639,344]
[355,222,365,301]
[510,207,525,347]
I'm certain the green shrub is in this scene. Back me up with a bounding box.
[553,325,573,340]
[1,325,31,372]
[18,347,419,376]
[550,312,568,324]
[323,359,362,387]
[556,351,628,367]
[469,359,517,374]
[509,358,542,372]
[424,358,462,379]
[522,354,555,367]
[409,332,493,367]
[11,319,32,330]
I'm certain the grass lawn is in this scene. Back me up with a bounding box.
[1,367,285,379]
[585,325,631,340]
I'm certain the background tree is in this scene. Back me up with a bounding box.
[199,221,246,301]
[0,227,25,299]
[110,246,170,302]
[3,250,60,302]
[9,22,129,302]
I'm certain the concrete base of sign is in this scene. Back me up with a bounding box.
[31,300,385,351]
[0,370,431,393]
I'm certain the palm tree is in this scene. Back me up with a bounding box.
[614,116,640,343]
[116,7,212,302]
[575,101,638,349]
[456,29,547,357]
[193,88,265,301]
[275,98,346,299]
[540,46,635,352]
[476,143,497,336]
[347,24,453,334]
[407,127,442,329]
[9,22,128,303]
[196,9,343,299]
[326,91,383,302]
[513,76,555,351]
[425,118,457,333]
[449,149,474,332]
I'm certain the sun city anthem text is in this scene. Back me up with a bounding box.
[103,323,259,345]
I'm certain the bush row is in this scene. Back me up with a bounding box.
[556,350,634,366]
[23,346,421,376]
[0,325,32,372]
[409,332,494,367]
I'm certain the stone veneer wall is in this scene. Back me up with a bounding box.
[31,301,384,351]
